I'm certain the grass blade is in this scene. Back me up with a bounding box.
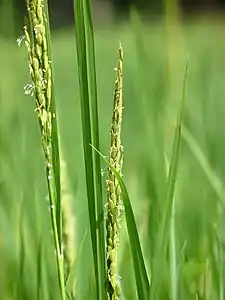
[164,57,189,239]
[83,1,107,298]
[165,154,178,300]
[91,145,150,300]
[73,0,100,298]
[182,126,225,299]
[182,126,225,207]
[150,56,189,299]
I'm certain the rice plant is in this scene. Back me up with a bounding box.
[23,0,65,299]
[1,0,225,299]
[106,44,124,300]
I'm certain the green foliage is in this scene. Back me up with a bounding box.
[73,0,106,299]
[91,144,150,300]
[1,3,225,300]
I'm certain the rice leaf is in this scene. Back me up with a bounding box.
[72,0,100,298]
[91,144,150,300]
[182,126,225,207]
[83,1,107,298]
[150,56,189,299]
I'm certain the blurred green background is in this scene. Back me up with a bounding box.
[1,0,225,299]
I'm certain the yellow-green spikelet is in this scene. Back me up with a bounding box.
[23,2,66,299]
[60,155,76,277]
[106,44,124,300]
[24,0,52,162]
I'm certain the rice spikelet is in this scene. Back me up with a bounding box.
[106,44,124,300]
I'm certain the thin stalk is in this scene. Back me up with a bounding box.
[42,0,62,253]
[23,1,65,299]
[218,222,224,300]
[165,155,177,300]
[169,195,177,300]
[219,246,224,300]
